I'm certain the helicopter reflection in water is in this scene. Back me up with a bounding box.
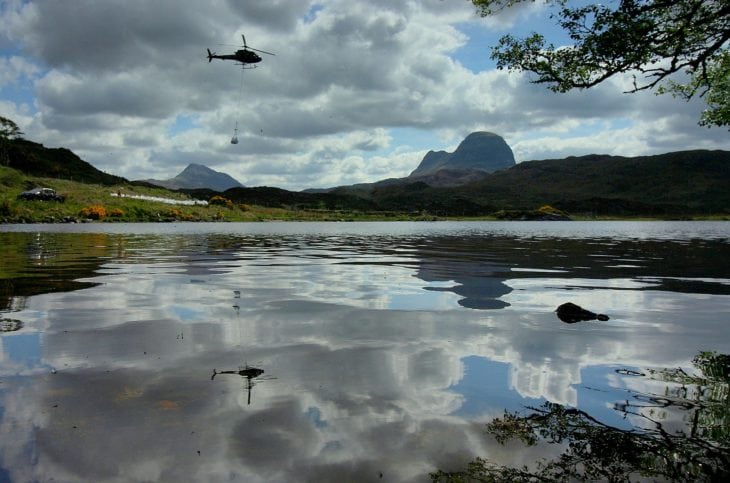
[211,365,265,405]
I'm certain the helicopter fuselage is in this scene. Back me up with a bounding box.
[207,48,261,65]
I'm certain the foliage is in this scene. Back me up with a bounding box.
[109,208,124,218]
[0,199,14,217]
[494,205,570,219]
[537,204,567,216]
[660,50,730,127]
[432,351,730,482]
[165,207,195,221]
[0,117,23,141]
[209,195,234,208]
[1,117,24,167]
[646,351,730,447]
[472,0,730,128]
[0,166,23,187]
[79,205,107,220]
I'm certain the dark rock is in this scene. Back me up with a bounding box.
[556,302,609,323]
[0,318,23,332]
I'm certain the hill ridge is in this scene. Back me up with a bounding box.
[3,136,729,217]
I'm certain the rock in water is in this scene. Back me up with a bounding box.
[556,302,610,323]
[409,131,515,177]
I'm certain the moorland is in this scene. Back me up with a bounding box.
[1,136,729,223]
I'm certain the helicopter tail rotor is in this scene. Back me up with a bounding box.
[207,48,213,62]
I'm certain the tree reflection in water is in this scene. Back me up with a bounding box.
[433,352,730,482]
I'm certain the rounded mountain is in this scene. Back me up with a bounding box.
[410,132,515,177]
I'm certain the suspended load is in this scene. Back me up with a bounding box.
[206,34,274,144]
[231,121,239,144]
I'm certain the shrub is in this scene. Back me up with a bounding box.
[0,198,13,216]
[239,203,251,212]
[0,169,23,187]
[129,206,158,221]
[79,205,107,219]
[209,195,234,208]
[109,208,124,217]
[538,205,568,216]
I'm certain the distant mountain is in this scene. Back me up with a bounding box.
[322,149,730,216]
[307,131,517,193]
[143,163,243,191]
[410,131,515,177]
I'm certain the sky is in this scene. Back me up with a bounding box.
[1,0,728,191]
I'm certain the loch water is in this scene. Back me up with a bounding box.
[1,221,729,482]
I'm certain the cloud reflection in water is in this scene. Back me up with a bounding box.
[0,222,729,481]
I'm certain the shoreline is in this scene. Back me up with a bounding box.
[3,214,729,225]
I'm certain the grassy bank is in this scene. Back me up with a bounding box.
[0,166,439,223]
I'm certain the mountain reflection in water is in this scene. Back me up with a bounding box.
[0,221,729,482]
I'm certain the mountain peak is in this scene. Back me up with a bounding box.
[178,163,216,177]
[410,131,515,177]
[144,163,243,191]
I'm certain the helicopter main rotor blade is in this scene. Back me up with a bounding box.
[241,34,274,55]
[247,46,275,56]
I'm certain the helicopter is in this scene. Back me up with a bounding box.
[207,34,274,68]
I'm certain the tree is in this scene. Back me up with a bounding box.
[472,0,730,127]
[0,116,23,140]
[0,116,24,166]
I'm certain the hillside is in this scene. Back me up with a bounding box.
[333,150,730,216]
[461,150,730,214]
[5,139,127,185]
[2,135,728,219]
[182,186,379,212]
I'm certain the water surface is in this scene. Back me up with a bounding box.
[1,221,729,481]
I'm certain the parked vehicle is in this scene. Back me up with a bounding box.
[17,187,65,202]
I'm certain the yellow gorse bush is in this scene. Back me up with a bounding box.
[79,205,107,219]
